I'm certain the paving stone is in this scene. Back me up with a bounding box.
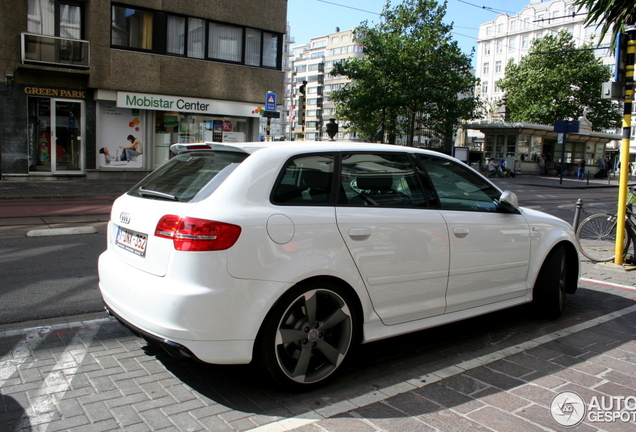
[468,406,545,432]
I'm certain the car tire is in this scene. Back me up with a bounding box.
[533,244,567,319]
[256,280,357,389]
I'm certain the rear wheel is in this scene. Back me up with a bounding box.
[576,213,627,262]
[256,281,357,389]
[533,245,568,319]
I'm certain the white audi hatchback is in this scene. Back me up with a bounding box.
[99,141,580,389]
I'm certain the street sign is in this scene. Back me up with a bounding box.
[265,92,277,111]
[553,120,579,133]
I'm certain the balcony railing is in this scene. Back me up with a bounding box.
[22,33,89,68]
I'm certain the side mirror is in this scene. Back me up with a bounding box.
[499,190,520,212]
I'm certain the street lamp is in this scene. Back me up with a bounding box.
[326,118,338,141]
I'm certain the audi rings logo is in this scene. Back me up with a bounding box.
[119,212,131,225]
[551,391,586,427]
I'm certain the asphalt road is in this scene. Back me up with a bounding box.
[0,233,107,324]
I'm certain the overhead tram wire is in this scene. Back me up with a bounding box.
[316,0,380,16]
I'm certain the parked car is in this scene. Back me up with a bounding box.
[98,141,580,389]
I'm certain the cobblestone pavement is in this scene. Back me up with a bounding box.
[1,175,636,431]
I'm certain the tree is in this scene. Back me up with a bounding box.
[496,31,621,131]
[329,0,479,147]
[574,0,636,48]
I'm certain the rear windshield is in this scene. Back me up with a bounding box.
[127,151,248,202]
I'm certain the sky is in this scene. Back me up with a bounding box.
[287,0,535,58]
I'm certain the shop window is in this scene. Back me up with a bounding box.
[112,5,153,49]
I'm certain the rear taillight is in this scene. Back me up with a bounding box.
[155,215,241,251]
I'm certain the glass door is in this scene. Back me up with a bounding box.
[52,100,83,173]
[28,98,84,174]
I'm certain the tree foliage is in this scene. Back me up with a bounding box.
[574,0,636,48]
[496,31,621,131]
[329,0,479,146]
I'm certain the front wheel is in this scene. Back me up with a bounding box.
[533,245,568,319]
[256,281,357,389]
[576,213,627,262]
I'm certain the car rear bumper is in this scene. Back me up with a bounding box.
[98,248,287,364]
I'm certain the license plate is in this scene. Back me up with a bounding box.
[116,226,148,257]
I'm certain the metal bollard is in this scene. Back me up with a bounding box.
[572,198,583,231]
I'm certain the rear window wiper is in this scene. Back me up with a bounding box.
[137,187,179,201]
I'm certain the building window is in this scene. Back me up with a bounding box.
[28,0,83,39]
[483,62,490,74]
[523,18,530,28]
[486,26,492,36]
[112,5,153,49]
[167,15,186,55]
[245,28,262,66]
[509,37,516,51]
[497,23,504,33]
[482,81,489,94]
[509,20,517,31]
[332,37,338,44]
[208,23,242,62]
[484,43,491,55]
[187,18,205,58]
[495,61,502,73]
[111,6,281,69]
[496,41,503,53]
[522,36,529,49]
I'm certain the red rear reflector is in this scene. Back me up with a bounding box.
[155,216,241,251]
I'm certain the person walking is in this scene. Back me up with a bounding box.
[577,158,586,180]
[538,153,546,175]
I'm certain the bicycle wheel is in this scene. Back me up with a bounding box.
[576,213,627,262]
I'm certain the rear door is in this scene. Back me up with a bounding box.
[335,153,450,325]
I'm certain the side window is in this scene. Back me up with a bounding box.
[418,156,502,212]
[340,153,428,207]
[272,154,335,205]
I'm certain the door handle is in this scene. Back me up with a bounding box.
[348,227,372,238]
[453,227,469,238]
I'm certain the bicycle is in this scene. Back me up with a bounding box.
[576,186,636,262]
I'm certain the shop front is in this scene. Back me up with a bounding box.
[26,86,87,176]
[93,91,262,176]
[466,120,620,175]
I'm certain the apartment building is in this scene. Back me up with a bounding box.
[0,0,286,181]
[475,0,613,109]
[471,0,620,174]
[289,28,364,141]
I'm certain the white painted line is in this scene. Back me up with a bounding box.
[26,226,97,237]
[246,292,636,432]
[14,325,100,429]
[581,277,636,292]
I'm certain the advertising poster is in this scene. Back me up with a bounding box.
[98,104,145,168]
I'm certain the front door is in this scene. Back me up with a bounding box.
[52,100,83,173]
[28,98,84,174]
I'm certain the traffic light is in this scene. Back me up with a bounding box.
[299,80,307,95]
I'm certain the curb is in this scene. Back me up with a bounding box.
[26,226,98,237]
